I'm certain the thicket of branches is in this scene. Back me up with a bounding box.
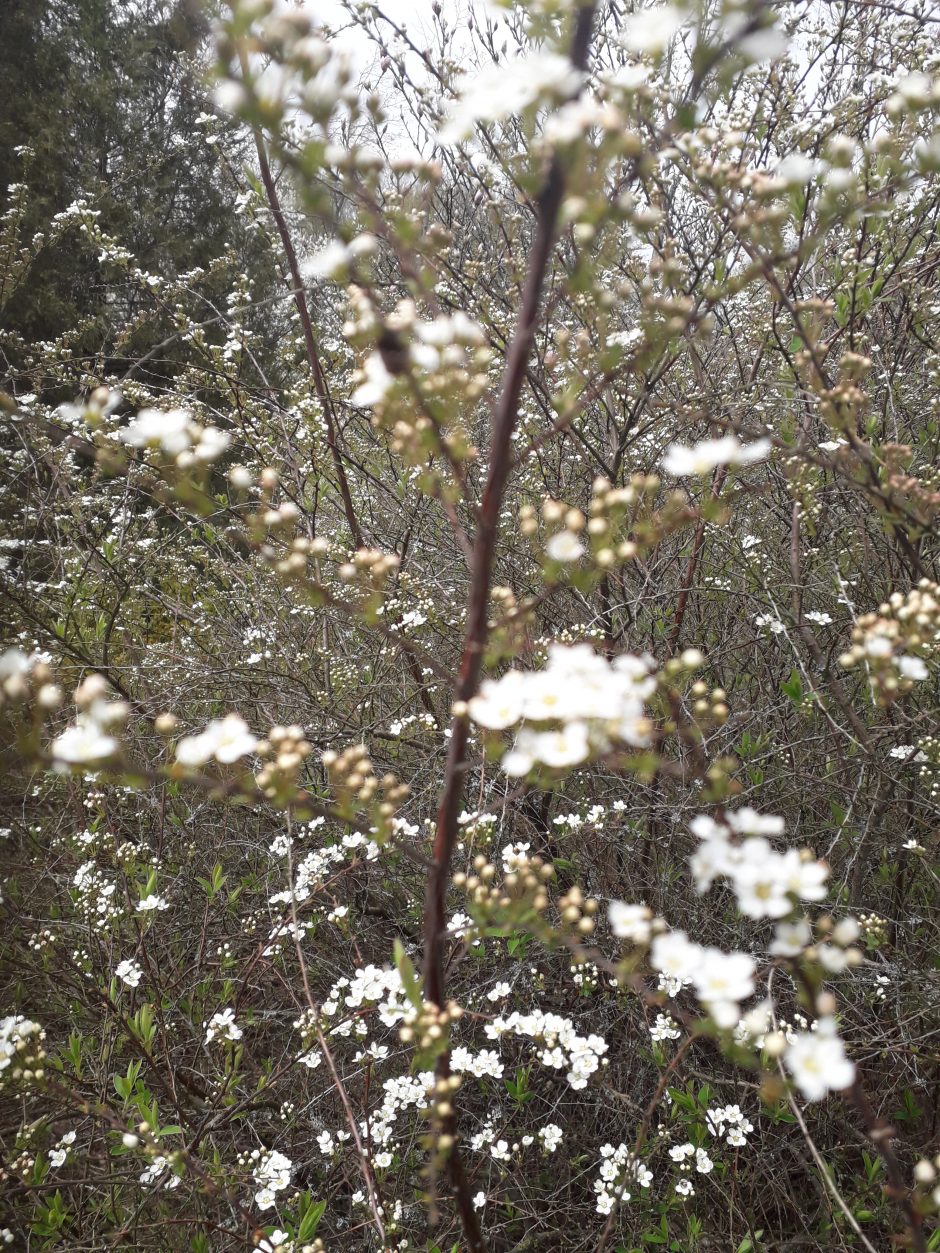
[2,0,940,1250]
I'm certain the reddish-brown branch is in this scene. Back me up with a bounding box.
[240,54,364,551]
[419,9,597,1250]
[666,466,725,657]
[848,1080,927,1253]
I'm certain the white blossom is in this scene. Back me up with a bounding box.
[176,714,258,766]
[115,959,142,988]
[620,5,687,55]
[136,894,169,913]
[205,1007,242,1045]
[661,434,771,476]
[785,1018,856,1101]
[439,53,584,144]
[546,529,585,561]
[609,901,653,944]
[51,720,119,766]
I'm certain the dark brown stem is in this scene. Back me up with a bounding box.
[848,1080,927,1253]
[420,9,597,1250]
[667,466,726,657]
[240,51,364,550]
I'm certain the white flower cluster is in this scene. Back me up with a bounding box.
[438,52,584,144]
[176,714,258,767]
[501,842,531,872]
[660,433,771,477]
[247,1148,293,1210]
[706,1103,754,1147]
[594,1144,653,1214]
[51,687,126,767]
[451,1046,504,1079]
[359,1071,437,1153]
[314,965,411,1044]
[269,843,343,905]
[669,1142,714,1174]
[769,915,861,969]
[256,1230,291,1253]
[0,1014,46,1082]
[342,965,408,1017]
[270,830,383,910]
[651,931,756,1029]
[48,1129,76,1168]
[205,1007,242,1045]
[302,231,378,281]
[838,582,939,697]
[649,1012,682,1042]
[485,1009,608,1089]
[620,4,687,55]
[468,644,655,776]
[784,1017,856,1101]
[137,893,169,912]
[73,860,121,923]
[115,959,143,988]
[689,809,829,919]
[119,407,229,466]
[350,310,487,407]
[609,901,653,944]
[139,1155,180,1189]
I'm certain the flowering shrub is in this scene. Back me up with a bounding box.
[1,0,940,1250]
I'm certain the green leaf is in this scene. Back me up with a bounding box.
[780,669,803,704]
[297,1198,327,1241]
[392,940,422,1010]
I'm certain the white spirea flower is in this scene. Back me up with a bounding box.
[775,153,825,185]
[438,53,584,144]
[503,722,590,775]
[451,1046,504,1079]
[484,1009,607,1089]
[608,901,653,944]
[136,894,169,912]
[784,1018,856,1101]
[769,918,812,956]
[176,714,258,767]
[0,648,33,680]
[51,720,119,766]
[661,433,771,476]
[350,352,394,408]
[468,672,526,729]
[257,1232,290,1253]
[115,959,142,988]
[139,1156,180,1189]
[0,1014,45,1076]
[593,1143,653,1213]
[690,948,757,1028]
[689,811,829,919]
[650,930,701,986]
[251,1149,293,1210]
[898,655,928,680]
[469,645,656,776]
[620,4,687,54]
[205,1007,242,1045]
[649,1012,682,1042]
[120,408,192,455]
[546,529,585,562]
[302,239,353,280]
